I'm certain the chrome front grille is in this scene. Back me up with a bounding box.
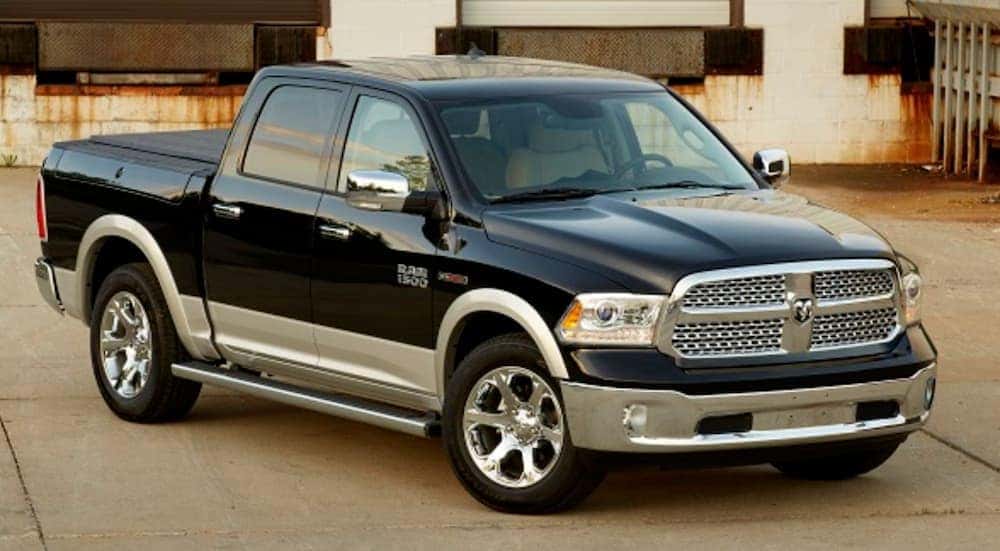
[811,307,899,349]
[682,274,786,309]
[660,260,902,362]
[814,269,894,302]
[673,319,783,357]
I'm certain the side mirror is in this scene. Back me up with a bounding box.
[752,149,790,188]
[345,169,444,218]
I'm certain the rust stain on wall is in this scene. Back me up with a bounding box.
[672,75,764,122]
[1,73,245,164]
[35,84,247,97]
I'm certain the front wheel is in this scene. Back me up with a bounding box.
[771,440,902,480]
[90,263,202,423]
[442,333,605,514]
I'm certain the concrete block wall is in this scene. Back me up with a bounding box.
[0,0,931,166]
[0,74,242,166]
[674,0,931,164]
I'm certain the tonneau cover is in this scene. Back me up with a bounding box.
[90,129,229,165]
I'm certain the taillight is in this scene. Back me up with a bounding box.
[35,173,47,242]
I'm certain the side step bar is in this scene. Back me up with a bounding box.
[172,362,440,438]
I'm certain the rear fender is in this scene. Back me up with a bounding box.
[75,214,219,360]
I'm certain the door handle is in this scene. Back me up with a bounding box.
[213,203,243,220]
[318,223,351,241]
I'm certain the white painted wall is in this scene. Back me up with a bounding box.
[326,0,456,58]
[871,0,914,19]
[679,0,930,164]
[462,0,729,27]
[725,0,928,163]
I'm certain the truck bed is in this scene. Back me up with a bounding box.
[51,128,229,205]
[89,129,229,165]
[43,129,228,300]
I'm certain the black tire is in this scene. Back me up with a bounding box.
[442,333,605,514]
[771,441,901,480]
[90,263,202,423]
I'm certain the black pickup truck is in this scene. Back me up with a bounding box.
[34,55,936,513]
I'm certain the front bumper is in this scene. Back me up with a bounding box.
[34,257,63,314]
[561,364,935,453]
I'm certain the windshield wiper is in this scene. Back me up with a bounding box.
[626,180,745,191]
[492,187,599,204]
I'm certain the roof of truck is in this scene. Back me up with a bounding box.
[291,55,663,100]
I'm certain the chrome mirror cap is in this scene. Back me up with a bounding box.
[752,148,791,188]
[346,169,409,196]
[346,170,410,210]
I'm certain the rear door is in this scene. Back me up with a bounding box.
[203,78,348,371]
[310,89,443,399]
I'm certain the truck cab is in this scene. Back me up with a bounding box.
[34,56,936,513]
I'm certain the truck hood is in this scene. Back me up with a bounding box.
[482,190,896,294]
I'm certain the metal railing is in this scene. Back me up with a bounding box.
[926,14,998,181]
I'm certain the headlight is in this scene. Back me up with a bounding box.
[556,294,664,346]
[901,272,922,325]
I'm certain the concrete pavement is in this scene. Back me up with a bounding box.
[1,166,999,549]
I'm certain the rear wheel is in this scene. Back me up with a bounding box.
[771,441,901,480]
[90,263,201,422]
[443,333,605,514]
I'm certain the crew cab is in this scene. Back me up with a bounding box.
[34,55,937,513]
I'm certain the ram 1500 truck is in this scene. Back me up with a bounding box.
[33,55,936,514]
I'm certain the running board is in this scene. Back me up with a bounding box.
[172,362,440,438]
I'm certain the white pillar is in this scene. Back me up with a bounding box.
[328,0,458,58]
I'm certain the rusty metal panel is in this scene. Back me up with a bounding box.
[436,26,498,56]
[704,28,763,75]
[0,24,35,65]
[497,28,704,78]
[256,26,318,69]
[38,23,253,71]
[0,0,321,24]
[844,27,897,73]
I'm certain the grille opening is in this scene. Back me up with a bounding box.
[813,269,894,302]
[810,307,899,350]
[697,413,752,435]
[682,274,786,309]
[856,400,899,422]
[673,318,783,357]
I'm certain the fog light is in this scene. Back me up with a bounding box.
[924,377,936,410]
[623,404,648,437]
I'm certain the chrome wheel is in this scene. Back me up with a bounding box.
[463,366,565,488]
[99,291,152,399]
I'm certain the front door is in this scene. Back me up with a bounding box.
[203,79,348,370]
[311,90,442,399]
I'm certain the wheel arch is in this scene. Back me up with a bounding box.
[435,288,568,400]
[76,214,218,361]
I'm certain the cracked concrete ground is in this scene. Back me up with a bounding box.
[1,166,998,550]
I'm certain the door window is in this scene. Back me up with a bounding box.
[243,86,341,188]
[337,96,432,192]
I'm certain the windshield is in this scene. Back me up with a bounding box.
[436,91,757,202]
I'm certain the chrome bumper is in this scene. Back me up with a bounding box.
[34,257,64,314]
[561,365,935,453]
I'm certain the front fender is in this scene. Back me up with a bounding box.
[434,288,569,400]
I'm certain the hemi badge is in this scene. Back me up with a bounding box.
[438,272,469,286]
